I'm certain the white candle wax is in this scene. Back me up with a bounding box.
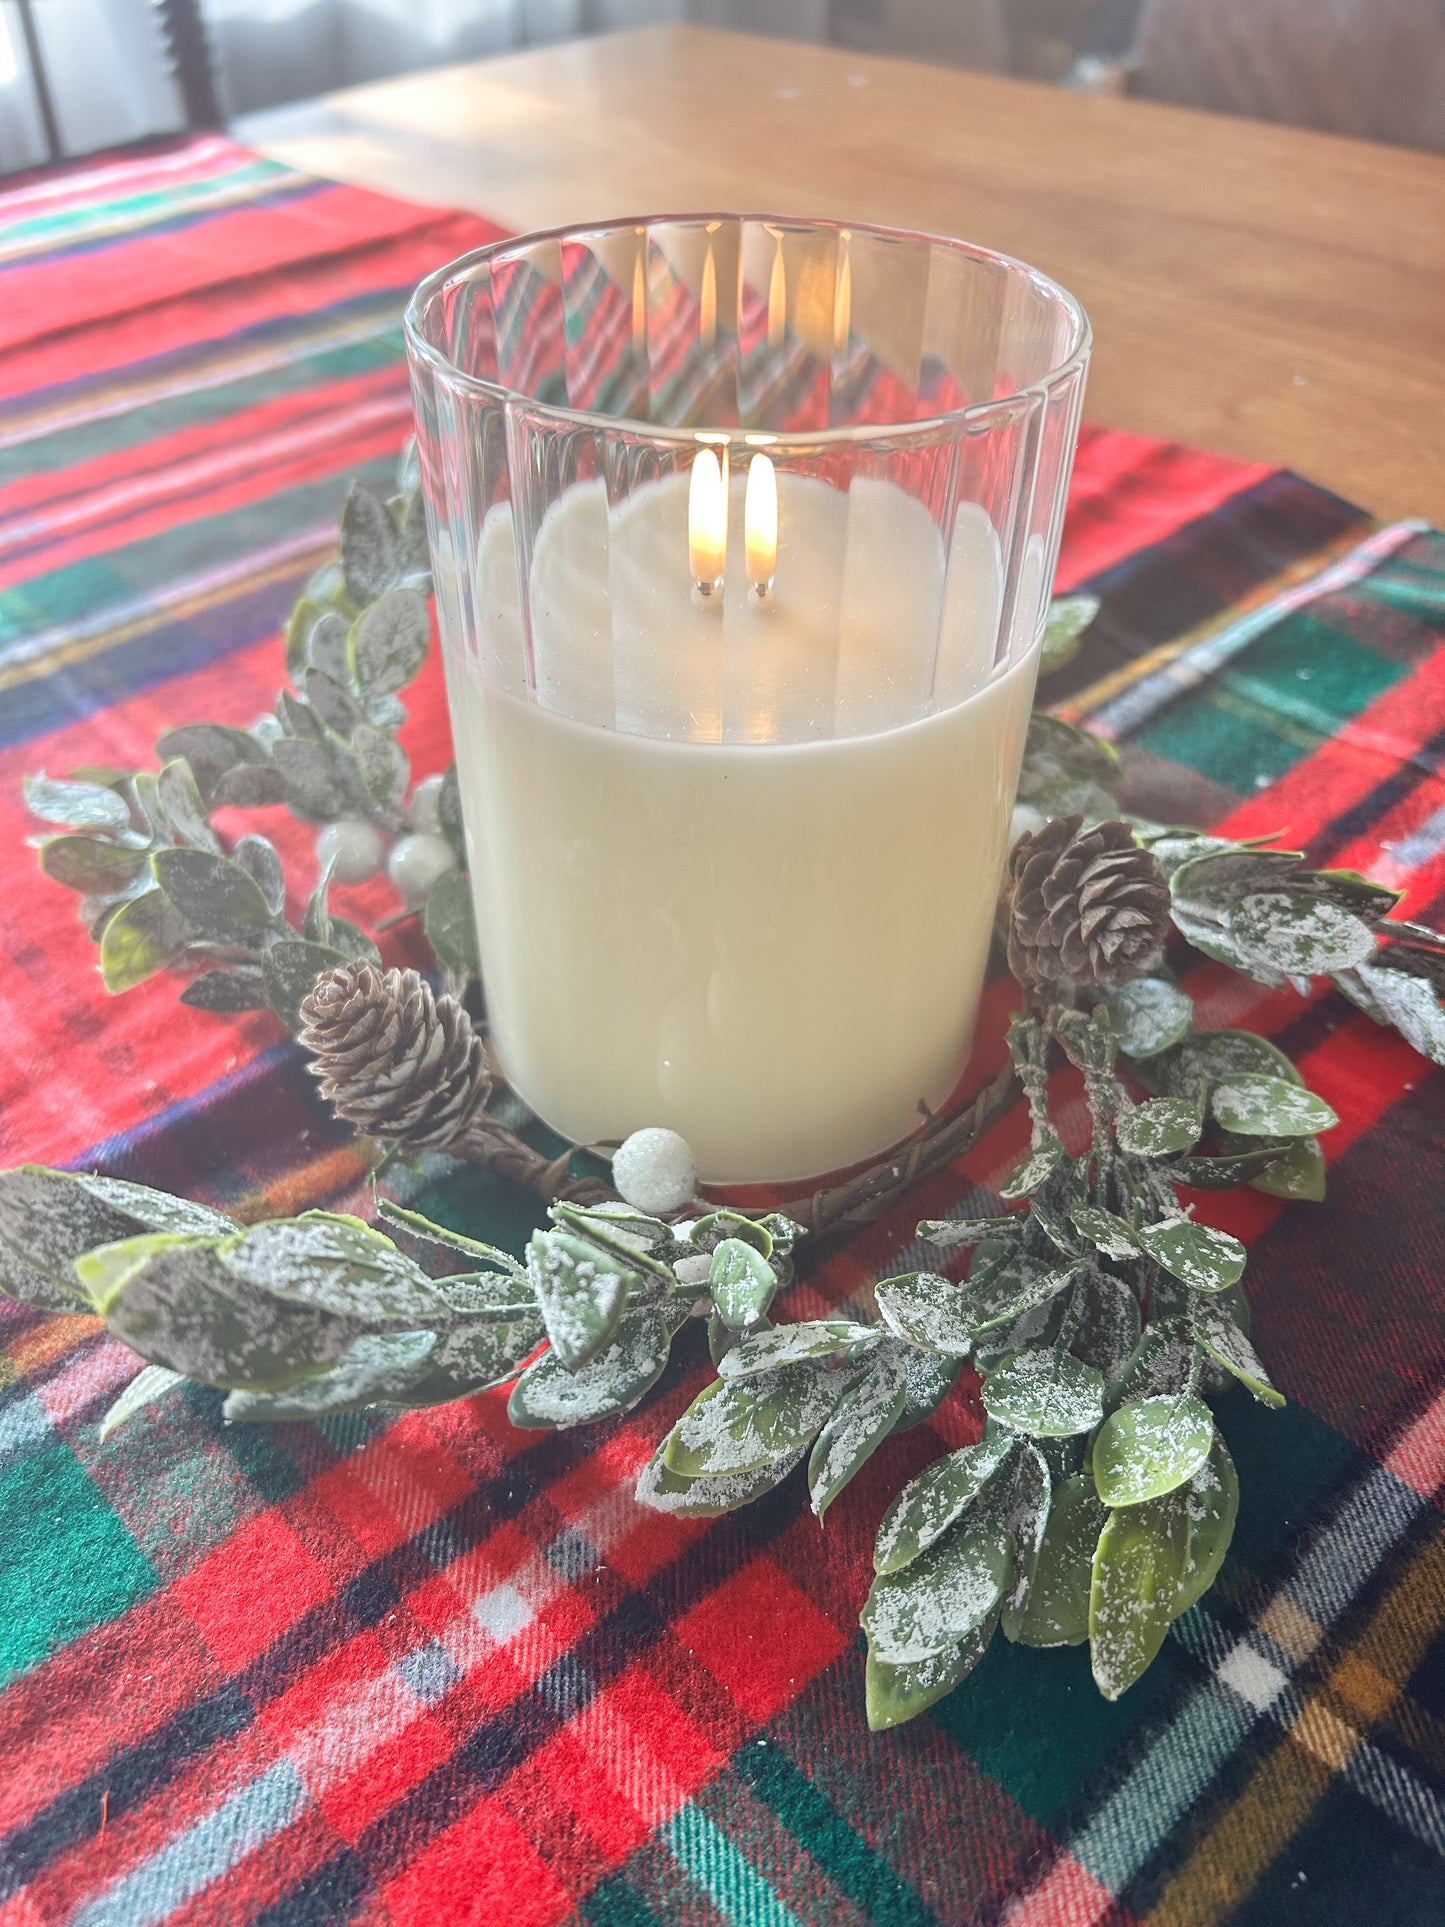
[450,469,1040,1182]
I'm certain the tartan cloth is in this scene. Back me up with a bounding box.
[1,134,1443,1927]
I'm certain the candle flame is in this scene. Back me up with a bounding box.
[767,238,787,353]
[631,249,647,359]
[688,446,727,590]
[745,453,777,591]
[699,247,717,353]
[833,235,852,356]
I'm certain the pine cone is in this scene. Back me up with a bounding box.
[298,961,491,1150]
[1006,815,1171,992]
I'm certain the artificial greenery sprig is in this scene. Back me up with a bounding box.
[12,464,1445,1738]
[24,444,481,1029]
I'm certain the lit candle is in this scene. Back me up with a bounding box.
[465,464,1030,1182]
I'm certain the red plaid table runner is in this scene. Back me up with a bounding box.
[1,136,1442,1927]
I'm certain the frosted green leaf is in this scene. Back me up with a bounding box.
[403,1317,541,1400]
[400,482,430,579]
[1341,961,1445,1066]
[1231,890,1377,976]
[155,725,268,802]
[1017,714,1123,809]
[893,1348,963,1431]
[98,1364,186,1442]
[999,1138,1066,1200]
[687,1210,773,1258]
[438,762,466,865]
[100,889,193,992]
[76,1175,236,1239]
[375,1198,523,1276]
[1107,1318,1194,1408]
[663,1357,849,1479]
[808,1348,908,1518]
[341,481,401,605]
[1068,1271,1142,1381]
[1175,1435,1240,1615]
[220,1212,448,1326]
[874,1272,974,1355]
[525,1230,634,1370]
[709,1237,777,1329]
[351,723,409,818]
[152,849,274,943]
[349,588,429,694]
[961,1244,1082,1333]
[1093,1395,1214,1506]
[1010,1473,1106,1647]
[96,1239,359,1388]
[1117,1097,1202,1158]
[676,1377,803,1485]
[1210,1074,1338,1139]
[861,1512,1013,1664]
[25,773,133,832]
[1170,898,1283,983]
[865,1612,996,1731]
[1169,1145,1294,1188]
[873,1434,1016,1575]
[155,759,219,853]
[423,869,480,980]
[222,1330,438,1420]
[0,1166,214,1312]
[1138,1027,1302,1105]
[1069,1203,1139,1261]
[554,1201,671,1251]
[1039,593,1100,674]
[1248,1134,1326,1202]
[1027,1197,1082,1260]
[1192,1298,1285,1407]
[1171,848,1303,912]
[1089,1488,1191,1698]
[1106,977,1194,1058]
[716,1320,875,1379]
[233,835,286,918]
[304,667,366,737]
[38,836,148,895]
[982,1351,1106,1437]
[508,1308,673,1428]
[1137,1217,1245,1293]
[428,1272,536,1322]
[635,1439,805,1518]
[1000,1443,1051,1640]
[214,761,287,808]
[76,1232,200,1308]
[271,736,344,819]
[262,939,350,1032]
[917,1213,1022,1250]
[302,854,337,947]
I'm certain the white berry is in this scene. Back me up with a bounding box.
[317,818,385,884]
[408,773,446,834]
[388,830,457,908]
[612,1128,698,1215]
[1009,803,1046,849]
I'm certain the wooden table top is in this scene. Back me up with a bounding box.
[243,24,1445,526]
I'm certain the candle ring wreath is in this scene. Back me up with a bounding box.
[9,445,1445,1729]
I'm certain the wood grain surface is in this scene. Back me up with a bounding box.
[243,24,1445,523]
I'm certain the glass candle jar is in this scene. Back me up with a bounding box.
[405,216,1089,1182]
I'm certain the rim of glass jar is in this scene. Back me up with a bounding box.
[404,213,1091,446]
